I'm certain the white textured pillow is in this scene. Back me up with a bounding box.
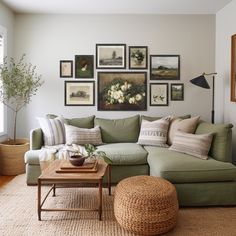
[137,117,171,147]
[169,131,213,160]
[65,124,103,145]
[37,116,67,146]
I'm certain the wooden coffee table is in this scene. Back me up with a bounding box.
[37,159,111,221]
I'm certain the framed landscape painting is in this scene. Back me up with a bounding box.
[60,60,73,78]
[97,71,147,111]
[150,55,180,80]
[129,46,148,69]
[96,44,126,69]
[150,83,169,106]
[171,83,184,101]
[65,81,95,106]
[75,55,94,78]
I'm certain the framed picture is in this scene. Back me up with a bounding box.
[171,83,184,101]
[96,44,126,69]
[150,83,169,106]
[129,46,148,69]
[60,60,73,78]
[150,55,180,80]
[97,71,147,111]
[75,55,94,78]
[65,81,95,106]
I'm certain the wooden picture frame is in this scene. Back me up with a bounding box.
[60,60,73,78]
[150,83,169,106]
[150,55,180,80]
[129,46,148,69]
[96,44,126,69]
[97,71,147,111]
[65,81,95,106]
[171,83,184,101]
[231,34,236,102]
[75,55,94,78]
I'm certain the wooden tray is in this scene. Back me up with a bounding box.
[56,160,98,173]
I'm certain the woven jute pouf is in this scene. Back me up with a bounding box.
[114,175,179,236]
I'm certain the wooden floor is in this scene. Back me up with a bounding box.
[0,175,15,187]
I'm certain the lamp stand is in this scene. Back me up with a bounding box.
[212,75,215,124]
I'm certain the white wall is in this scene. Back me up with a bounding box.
[0,2,14,141]
[216,0,236,163]
[14,14,215,138]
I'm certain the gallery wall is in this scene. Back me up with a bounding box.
[216,0,236,163]
[13,14,215,138]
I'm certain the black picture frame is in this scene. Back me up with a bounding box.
[97,71,147,111]
[96,44,126,69]
[171,83,184,101]
[150,55,180,80]
[150,83,169,106]
[75,55,94,78]
[129,46,148,69]
[65,81,95,106]
[60,60,73,78]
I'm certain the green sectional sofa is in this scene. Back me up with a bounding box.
[24,115,236,206]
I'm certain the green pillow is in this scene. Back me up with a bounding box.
[195,121,233,162]
[94,115,140,143]
[46,114,95,128]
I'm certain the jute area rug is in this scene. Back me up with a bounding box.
[0,175,236,236]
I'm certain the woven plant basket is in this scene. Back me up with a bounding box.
[0,139,29,175]
[114,175,179,236]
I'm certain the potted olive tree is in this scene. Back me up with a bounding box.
[0,54,43,175]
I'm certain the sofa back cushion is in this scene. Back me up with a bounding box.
[94,115,140,143]
[141,114,191,122]
[46,114,95,128]
[195,121,233,162]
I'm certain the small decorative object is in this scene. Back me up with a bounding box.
[96,44,126,69]
[150,83,169,106]
[150,55,180,80]
[171,83,184,101]
[65,81,95,106]
[231,34,236,102]
[129,46,148,69]
[97,71,147,111]
[75,55,94,78]
[69,154,85,166]
[60,60,73,78]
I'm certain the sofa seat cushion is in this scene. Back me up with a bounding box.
[97,143,148,165]
[145,146,236,183]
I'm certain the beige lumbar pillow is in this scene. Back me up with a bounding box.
[169,131,213,160]
[167,116,200,145]
[137,117,171,147]
[65,124,103,145]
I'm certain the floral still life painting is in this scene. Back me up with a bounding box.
[129,46,148,69]
[97,72,147,111]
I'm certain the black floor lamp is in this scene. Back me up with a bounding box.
[190,72,217,123]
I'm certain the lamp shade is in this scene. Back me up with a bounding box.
[190,75,210,89]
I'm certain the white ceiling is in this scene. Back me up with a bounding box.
[2,0,232,14]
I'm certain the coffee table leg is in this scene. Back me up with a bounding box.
[53,184,56,197]
[38,179,41,221]
[108,165,111,196]
[98,179,102,221]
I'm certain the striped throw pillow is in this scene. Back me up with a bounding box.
[65,124,103,145]
[169,131,213,160]
[137,117,171,147]
[37,117,67,146]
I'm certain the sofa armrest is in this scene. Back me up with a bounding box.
[30,128,43,150]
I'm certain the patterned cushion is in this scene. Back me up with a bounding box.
[37,117,67,146]
[169,131,213,160]
[65,124,103,145]
[168,116,200,145]
[137,117,170,147]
